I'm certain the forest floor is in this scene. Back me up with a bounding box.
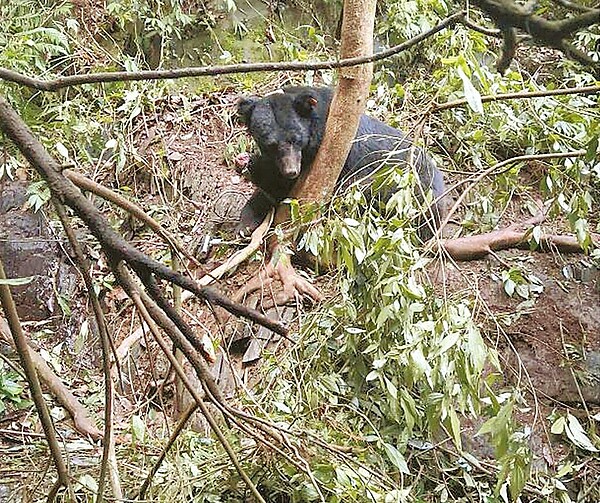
[1,85,599,499]
[115,86,600,464]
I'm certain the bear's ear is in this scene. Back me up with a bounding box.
[293,93,319,118]
[237,97,259,125]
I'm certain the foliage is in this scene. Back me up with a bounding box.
[1,0,598,501]
[0,0,72,75]
[372,0,599,246]
[275,169,529,500]
[0,361,31,414]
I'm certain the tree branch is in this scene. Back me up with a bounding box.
[432,83,600,112]
[64,168,201,268]
[0,12,464,91]
[0,96,287,340]
[473,0,599,72]
[0,259,73,497]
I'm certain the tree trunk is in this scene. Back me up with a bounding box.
[277,0,377,217]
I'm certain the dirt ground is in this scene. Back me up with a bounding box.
[1,87,599,499]
[132,89,600,462]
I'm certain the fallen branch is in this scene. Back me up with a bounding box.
[115,263,266,502]
[432,84,600,112]
[0,317,102,440]
[112,211,274,369]
[53,200,121,501]
[440,219,597,261]
[64,168,201,268]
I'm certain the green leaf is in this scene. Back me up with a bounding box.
[457,67,483,114]
[383,443,410,474]
[564,413,598,452]
[585,136,598,162]
[131,415,146,442]
[509,460,528,500]
[438,331,460,355]
[448,408,462,449]
[410,347,432,386]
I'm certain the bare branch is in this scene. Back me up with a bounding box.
[432,83,600,112]
[0,12,465,91]
[53,201,121,501]
[497,26,518,73]
[115,265,265,503]
[64,169,201,268]
[462,18,502,37]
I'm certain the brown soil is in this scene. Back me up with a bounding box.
[1,87,598,499]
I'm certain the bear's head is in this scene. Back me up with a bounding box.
[237,88,324,179]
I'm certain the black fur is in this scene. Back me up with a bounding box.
[237,86,445,237]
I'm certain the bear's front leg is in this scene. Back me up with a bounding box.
[237,189,276,236]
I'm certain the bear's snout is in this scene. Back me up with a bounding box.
[277,145,302,179]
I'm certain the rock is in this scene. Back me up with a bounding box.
[0,180,76,321]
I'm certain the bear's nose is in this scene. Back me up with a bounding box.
[279,147,302,179]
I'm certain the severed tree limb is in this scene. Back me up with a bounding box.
[0,260,74,499]
[440,214,598,261]
[0,95,287,340]
[0,317,102,440]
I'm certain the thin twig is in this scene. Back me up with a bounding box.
[137,404,198,498]
[436,149,587,234]
[116,265,265,503]
[432,84,600,112]
[0,13,465,91]
[53,201,122,502]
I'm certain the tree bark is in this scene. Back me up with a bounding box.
[278,0,377,216]
[260,0,377,303]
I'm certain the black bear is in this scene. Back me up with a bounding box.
[236,86,445,238]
